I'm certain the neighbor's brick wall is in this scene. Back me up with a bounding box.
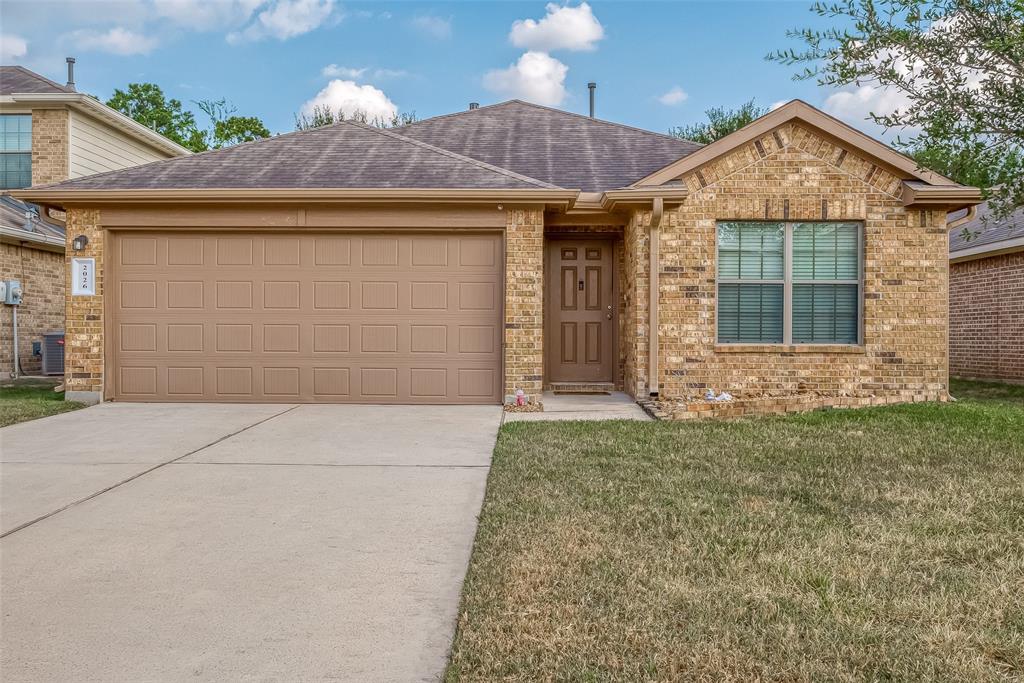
[637,122,949,404]
[63,208,104,395]
[0,242,65,375]
[505,207,545,402]
[31,109,69,186]
[950,251,1024,382]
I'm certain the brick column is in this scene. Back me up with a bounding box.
[64,208,104,404]
[31,109,69,186]
[504,207,544,404]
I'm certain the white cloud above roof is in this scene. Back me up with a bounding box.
[483,51,568,107]
[0,33,28,61]
[509,2,604,52]
[227,0,337,44]
[301,79,398,122]
[66,27,158,55]
[152,0,263,31]
[658,86,688,106]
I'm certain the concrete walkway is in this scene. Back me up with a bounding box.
[505,391,651,422]
[0,402,501,682]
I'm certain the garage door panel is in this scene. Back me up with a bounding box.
[111,232,501,403]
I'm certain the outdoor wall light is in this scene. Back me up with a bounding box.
[72,235,89,251]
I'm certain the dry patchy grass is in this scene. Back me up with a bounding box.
[447,383,1024,682]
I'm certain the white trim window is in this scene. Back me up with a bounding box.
[717,221,862,345]
[0,114,32,190]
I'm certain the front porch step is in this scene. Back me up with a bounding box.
[550,382,614,395]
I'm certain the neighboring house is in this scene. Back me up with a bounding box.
[0,62,189,376]
[18,99,981,409]
[949,201,1023,383]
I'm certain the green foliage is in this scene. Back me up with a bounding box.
[769,0,1024,219]
[106,83,206,152]
[294,104,417,130]
[669,99,769,144]
[107,85,270,152]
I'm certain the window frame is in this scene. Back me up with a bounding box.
[716,220,864,346]
[0,113,33,190]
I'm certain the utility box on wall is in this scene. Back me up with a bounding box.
[4,279,23,305]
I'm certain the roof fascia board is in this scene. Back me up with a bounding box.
[12,187,580,210]
[902,181,983,210]
[601,186,688,211]
[0,225,65,251]
[9,93,192,157]
[632,99,956,188]
[950,235,1024,262]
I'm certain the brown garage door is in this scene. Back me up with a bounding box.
[109,231,502,403]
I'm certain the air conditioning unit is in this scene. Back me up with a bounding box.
[41,331,65,376]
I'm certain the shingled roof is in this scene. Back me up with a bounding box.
[35,120,559,191]
[396,100,702,192]
[950,200,1024,255]
[0,65,71,95]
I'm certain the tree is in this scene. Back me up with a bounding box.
[669,100,769,144]
[294,104,417,131]
[106,83,206,152]
[769,0,1024,219]
[196,99,271,149]
[107,85,271,153]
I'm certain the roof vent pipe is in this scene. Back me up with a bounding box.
[588,82,596,118]
[469,102,479,110]
[65,57,76,91]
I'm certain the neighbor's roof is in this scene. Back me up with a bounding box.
[950,200,1024,260]
[396,100,703,192]
[0,195,66,250]
[30,120,561,191]
[0,65,71,95]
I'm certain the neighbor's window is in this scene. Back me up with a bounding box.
[0,114,32,190]
[717,221,861,345]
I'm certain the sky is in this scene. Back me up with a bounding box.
[0,1,897,139]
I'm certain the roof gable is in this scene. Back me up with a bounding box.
[633,100,956,188]
[396,100,702,192]
[34,120,559,192]
[0,66,70,95]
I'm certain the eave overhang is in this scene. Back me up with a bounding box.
[901,181,984,211]
[12,187,581,211]
[600,186,688,212]
[2,92,192,158]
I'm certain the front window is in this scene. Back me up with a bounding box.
[0,114,32,189]
[717,221,862,345]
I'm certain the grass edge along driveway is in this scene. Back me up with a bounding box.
[446,380,1024,682]
[0,383,85,428]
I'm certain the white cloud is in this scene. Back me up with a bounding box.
[322,64,367,79]
[769,100,789,111]
[152,0,262,31]
[67,27,158,55]
[658,86,688,106]
[301,79,398,121]
[483,51,567,106]
[823,86,914,131]
[509,2,604,52]
[227,0,336,43]
[411,15,452,40]
[1,33,28,61]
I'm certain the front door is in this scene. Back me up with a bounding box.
[547,239,615,383]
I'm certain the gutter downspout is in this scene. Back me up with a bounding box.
[648,197,663,396]
[946,204,977,232]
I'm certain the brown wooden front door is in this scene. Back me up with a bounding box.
[547,239,615,383]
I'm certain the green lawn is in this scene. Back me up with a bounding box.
[447,380,1024,682]
[0,383,85,428]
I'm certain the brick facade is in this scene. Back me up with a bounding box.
[949,251,1024,382]
[31,109,69,186]
[0,243,65,375]
[62,208,104,402]
[631,123,950,407]
[504,207,545,403]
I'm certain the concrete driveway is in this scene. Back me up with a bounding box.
[0,402,501,682]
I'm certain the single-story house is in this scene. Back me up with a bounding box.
[17,99,981,410]
[949,200,1023,383]
[1,62,189,377]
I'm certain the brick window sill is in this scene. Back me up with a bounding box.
[714,344,866,354]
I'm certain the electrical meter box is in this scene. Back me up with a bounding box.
[5,279,23,305]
